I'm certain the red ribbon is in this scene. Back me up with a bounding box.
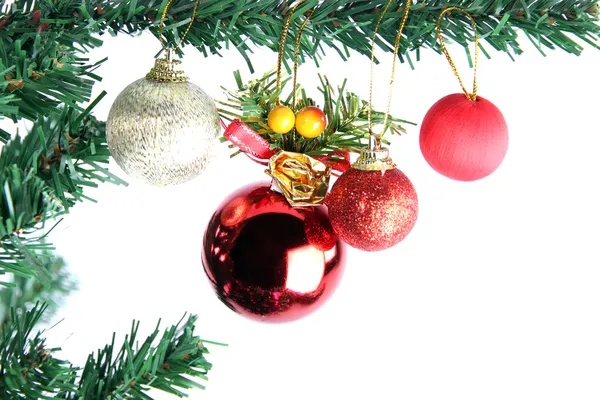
[314,151,351,174]
[222,119,351,175]
[223,119,277,161]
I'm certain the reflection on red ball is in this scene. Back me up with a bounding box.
[420,94,509,181]
[202,183,346,323]
[327,168,418,252]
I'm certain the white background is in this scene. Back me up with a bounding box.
[5,23,600,400]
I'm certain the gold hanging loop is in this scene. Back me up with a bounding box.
[291,9,314,110]
[158,0,201,52]
[274,1,314,150]
[275,0,313,107]
[367,0,412,151]
[436,7,480,102]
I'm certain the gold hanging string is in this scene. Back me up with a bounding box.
[158,0,201,52]
[291,9,314,110]
[436,7,479,102]
[274,1,314,150]
[275,1,311,106]
[275,2,298,106]
[367,0,412,151]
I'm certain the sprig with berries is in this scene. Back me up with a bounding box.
[216,70,415,157]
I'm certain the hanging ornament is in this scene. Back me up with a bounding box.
[420,7,509,182]
[106,0,220,186]
[327,0,418,252]
[328,148,418,251]
[420,94,508,181]
[203,4,346,322]
[202,182,345,323]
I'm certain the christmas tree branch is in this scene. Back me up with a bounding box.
[0,253,74,326]
[0,7,105,129]
[2,0,599,128]
[0,303,218,399]
[0,100,127,282]
[75,314,216,399]
[0,303,78,398]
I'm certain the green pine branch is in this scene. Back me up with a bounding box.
[0,303,219,399]
[0,100,127,284]
[2,0,599,127]
[0,253,74,326]
[0,303,78,398]
[0,9,105,126]
[217,69,415,156]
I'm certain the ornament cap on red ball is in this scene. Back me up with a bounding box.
[419,93,509,181]
[327,147,418,252]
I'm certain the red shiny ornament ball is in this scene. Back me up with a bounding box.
[327,168,418,252]
[202,183,346,323]
[420,94,509,181]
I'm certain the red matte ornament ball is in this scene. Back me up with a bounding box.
[327,168,418,252]
[419,94,509,181]
[202,183,346,323]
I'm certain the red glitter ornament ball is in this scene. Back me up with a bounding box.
[420,94,509,181]
[327,168,418,252]
[202,183,346,323]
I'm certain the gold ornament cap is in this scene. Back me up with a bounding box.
[352,146,397,171]
[266,151,331,207]
[146,49,188,82]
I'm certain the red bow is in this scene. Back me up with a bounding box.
[222,119,351,176]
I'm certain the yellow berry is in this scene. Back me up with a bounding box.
[295,106,327,138]
[268,105,295,134]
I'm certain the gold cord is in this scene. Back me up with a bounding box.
[276,1,309,106]
[158,0,201,52]
[436,7,479,102]
[292,9,314,110]
[275,1,314,149]
[368,0,411,150]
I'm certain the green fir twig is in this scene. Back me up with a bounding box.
[1,0,599,128]
[0,303,222,399]
[0,253,74,326]
[217,69,415,156]
[0,100,127,283]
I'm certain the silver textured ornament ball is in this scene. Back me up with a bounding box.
[106,50,220,186]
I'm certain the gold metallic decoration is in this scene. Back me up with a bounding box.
[265,151,331,206]
[352,146,396,172]
[436,7,479,102]
[105,0,219,186]
[146,49,188,82]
